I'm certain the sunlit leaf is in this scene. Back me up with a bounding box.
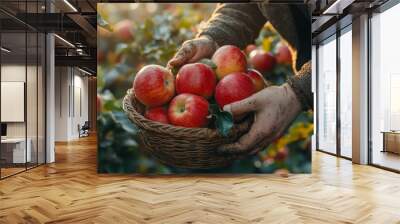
[97,13,112,31]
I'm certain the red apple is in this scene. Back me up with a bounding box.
[168,93,209,128]
[245,44,257,55]
[212,45,247,80]
[275,148,288,161]
[246,69,266,92]
[249,49,276,72]
[133,65,175,107]
[114,20,134,42]
[275,43,292,65]
[215,72,255,108]
[145,107,169,124]
[176,63,216,99]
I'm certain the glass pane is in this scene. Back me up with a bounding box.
[317,37,337,154]
[1,28,27,177]
[339,29,352,158]
[27,31,38,169]
[371,4,400,171]
[26,0,39,169]
[38,32,45,165]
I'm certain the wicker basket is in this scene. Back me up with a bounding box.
[122,89,251,169]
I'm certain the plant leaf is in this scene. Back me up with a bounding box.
[115,43,130,55]
[215,111,234,137]
[170,66,180,76]
[97,13,112,31]
[209,103,233,137]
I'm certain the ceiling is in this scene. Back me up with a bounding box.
[0,0,97,74]
[0,0,393,75]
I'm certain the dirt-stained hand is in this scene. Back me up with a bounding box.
[217,83,302,155]
[167,36,218,69]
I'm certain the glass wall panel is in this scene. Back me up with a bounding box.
[27,30,38,169]
[371,3,400,171]
[0,1,46,179]
[317,36,337,154]
[38,0,46,165]
[0,13,28,177]
[26,0,42,169]
[38,32,46,165]
[339,28,352,158]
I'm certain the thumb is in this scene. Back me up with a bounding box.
[223,94,259,117]
[167,42,196,68]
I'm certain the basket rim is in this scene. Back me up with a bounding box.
[123,88,245,139]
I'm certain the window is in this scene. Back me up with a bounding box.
[317,35,337,154]
[339,27,352,158]
[370,3,400,171]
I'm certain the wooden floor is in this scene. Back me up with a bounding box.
[0,135,400,224]
[372,150,400,171]
[1,167,26,178]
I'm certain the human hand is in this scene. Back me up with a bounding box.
[167,35,218,69]
[217,83,302,155]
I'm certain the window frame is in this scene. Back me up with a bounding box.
[315,23,353,161]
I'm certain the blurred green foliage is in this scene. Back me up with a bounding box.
[97,4,313,174]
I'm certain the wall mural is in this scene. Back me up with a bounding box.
[97,3,313,174]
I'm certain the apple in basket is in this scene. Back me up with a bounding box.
[275,42,292,65]
[168,93,209,128]
[175,63,216,99]
[144,107,169,124]
[212,45,247,80]
[245,69,266,92]
[133,65,175,107]
[245,44,257,55]
[215,72,255,108]
[249,49,276,73]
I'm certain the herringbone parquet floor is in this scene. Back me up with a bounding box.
[0,135,400,224]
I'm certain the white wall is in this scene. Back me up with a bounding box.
[55,66,69,141]
[1,65,38,138]
[54,67,89,141]
[1,64,46,164]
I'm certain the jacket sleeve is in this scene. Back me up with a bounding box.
[197,3,267,49]
[287,61,313,111]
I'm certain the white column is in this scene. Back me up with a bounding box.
[352,14,369,164]
[311,45,317,151]
[46,33,55,163]
[45,1,56,163]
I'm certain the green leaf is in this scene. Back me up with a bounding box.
[199,58,217,70]
[97,13,112,31]
[215,111,234,137]
[209,104,234,137]
[115,43,130,55]
[170,66,180,76]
